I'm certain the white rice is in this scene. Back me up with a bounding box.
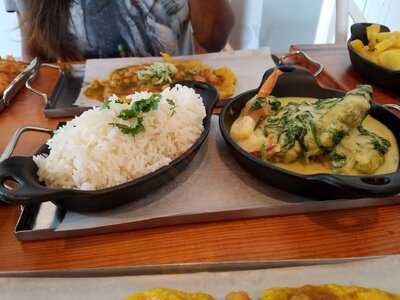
[33,85,206,190]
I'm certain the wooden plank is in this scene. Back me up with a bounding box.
[0,45,400,272]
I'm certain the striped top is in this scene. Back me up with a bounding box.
[5,0,194,58]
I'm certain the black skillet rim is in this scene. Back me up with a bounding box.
[219,88,399,182]
[0,80,218,198]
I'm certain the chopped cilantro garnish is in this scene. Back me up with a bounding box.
[259,144,266,161]
[330,129,346,145]
[249,97,266,112]
[137,62,177,85]
[111,94,161,136]
[331,152,347,168]
[358,125,391,155]
[166,98,176,116]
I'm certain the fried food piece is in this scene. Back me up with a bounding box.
[214,67,237,99]
[226,291,251,300]
[260,284,400,300]
[0,55,26,95]
[350,24,400,71]
[124,288,214,300]
[367,24,381,49]
[379,49,400,70]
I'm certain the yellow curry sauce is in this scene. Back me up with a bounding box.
[230,89,399,176]
[260,284,400,300]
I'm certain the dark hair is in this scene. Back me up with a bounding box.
[23,0,82,62]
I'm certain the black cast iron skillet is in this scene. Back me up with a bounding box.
[0,81,218,212]
[348,22,400,93]
[220,66,400,199]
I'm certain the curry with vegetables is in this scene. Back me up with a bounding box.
[84,53,236,101]
[259,284,400,300]
[123,285,400,300]
[230,69,398,176]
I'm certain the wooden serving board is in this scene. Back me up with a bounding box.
[14,115,400,241]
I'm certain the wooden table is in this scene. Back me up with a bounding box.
[1,44,400,272]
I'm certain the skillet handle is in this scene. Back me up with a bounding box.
[25,63,63,105]
[309,173,400,198]
[0,126,63,206]
[276,50,324,77]
[0,156,68,206]
[0,126,53,163]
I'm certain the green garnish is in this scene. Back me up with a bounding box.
[249,96,281,113]
[137,62,177,85]
[331,152,347,168]
[314,97,342,110]
[259,144,266,161]
[330,129,346,145]
[249,97,266,112]
[110,118,144,135]
[166,98,176,116]
[357,125,391,155]
[102,99,112,109]
[118,94,161,120]
[268,96,281,111]
[348,84,373,98]
[110,94,161,136]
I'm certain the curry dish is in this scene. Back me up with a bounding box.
[124,288,214,300]
[123,286,400,300]
[259,284,400,300]
[230,77,398,176]
[0,56,26,96]
[84,53,236,101]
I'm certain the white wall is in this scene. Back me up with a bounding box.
[0,2,20,57]
[357,0,400,30]
[229,0,323,52]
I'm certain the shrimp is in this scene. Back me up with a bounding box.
[247,68,283,121]
[257,68,283,98]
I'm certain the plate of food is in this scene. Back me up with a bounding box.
[0,56,36,112]
[2,255,400,299]
[124,285,399,300]
[84,53,236,102]
[220,66,400,199]
[0,81,218,211]
[348,23,400,92]
[75,49,275,107]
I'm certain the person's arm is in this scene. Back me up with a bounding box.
[189,0,234,52]
[16,12,38,62]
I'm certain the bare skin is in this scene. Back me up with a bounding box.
[189,0,235,52]
[17,1,235,62]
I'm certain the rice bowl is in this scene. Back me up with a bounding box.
[33,85,206,190]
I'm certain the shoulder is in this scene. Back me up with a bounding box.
[4,0,26,12]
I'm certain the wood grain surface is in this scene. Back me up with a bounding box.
[1,45,400,272]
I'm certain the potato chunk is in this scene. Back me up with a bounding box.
[230,116,257,141]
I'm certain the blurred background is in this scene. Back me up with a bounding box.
[1,0,400,57]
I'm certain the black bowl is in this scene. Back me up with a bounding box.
[219,66,400,199]
[347,22,400,93]
[0,81,218,212]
